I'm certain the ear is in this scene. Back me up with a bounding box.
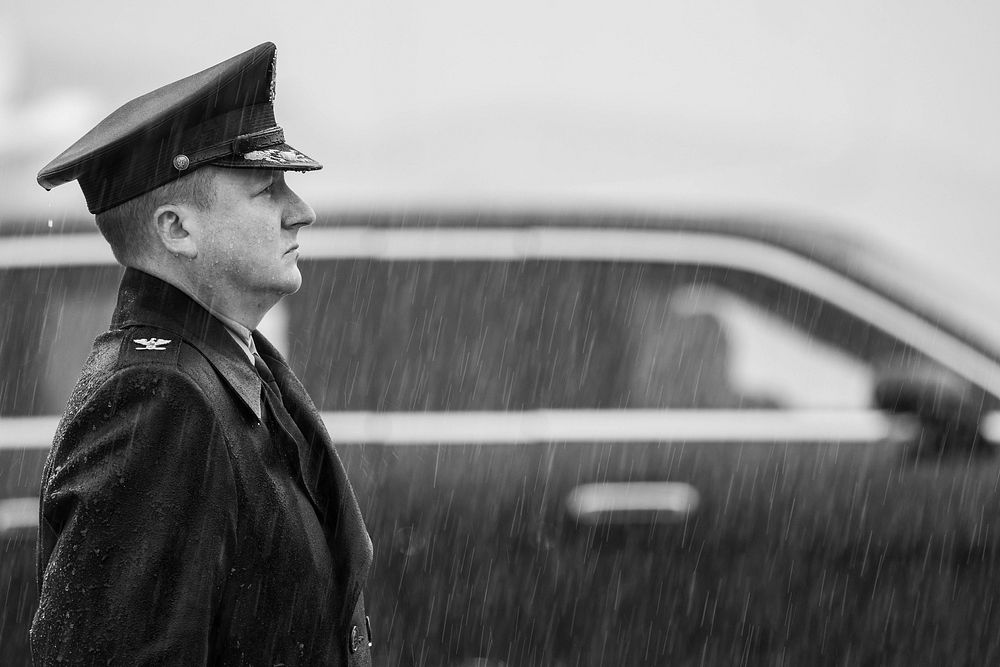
[152,204,199,259]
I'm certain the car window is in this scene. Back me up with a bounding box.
[291,260,627,411]
[0,265,121,416]
[288,259,943,412]
[630,282,873,408]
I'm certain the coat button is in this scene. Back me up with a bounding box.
[349,625,363,653]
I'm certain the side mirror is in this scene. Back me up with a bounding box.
[873,367,988,460]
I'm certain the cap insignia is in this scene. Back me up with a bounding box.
[269,50,277,102]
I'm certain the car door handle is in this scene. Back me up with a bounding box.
[565,482,700,524]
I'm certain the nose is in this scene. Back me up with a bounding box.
[282,186,316,230]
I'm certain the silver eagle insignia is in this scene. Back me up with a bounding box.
[134,338,172,351]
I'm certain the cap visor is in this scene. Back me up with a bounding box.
[211,143,322,171]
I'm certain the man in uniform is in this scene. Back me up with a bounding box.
[30,42,373,665]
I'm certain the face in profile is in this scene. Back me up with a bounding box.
[192,167,317,301]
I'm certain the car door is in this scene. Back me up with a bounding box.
[287,225,1000,666]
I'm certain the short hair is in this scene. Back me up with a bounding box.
[94,167,217,265]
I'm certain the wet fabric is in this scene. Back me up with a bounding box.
[31,268,373,666]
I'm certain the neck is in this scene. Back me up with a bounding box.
[134,262,278,331]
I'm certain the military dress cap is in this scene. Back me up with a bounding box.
[37,42,321,214]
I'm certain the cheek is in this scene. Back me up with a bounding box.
[207,219,273,261]
[197,206,285,281]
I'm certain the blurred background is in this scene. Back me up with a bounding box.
[5,3,1000,663]
[2,0,999,321]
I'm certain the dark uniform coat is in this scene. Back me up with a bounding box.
[31,268,373,666]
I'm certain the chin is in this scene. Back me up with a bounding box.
[276,269,303,295]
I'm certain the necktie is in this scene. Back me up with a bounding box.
[254,351,282,400]
[254,350,297,464]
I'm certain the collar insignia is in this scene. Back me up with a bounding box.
[134,337,172,351]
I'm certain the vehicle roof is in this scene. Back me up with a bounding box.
[322,207,863,262]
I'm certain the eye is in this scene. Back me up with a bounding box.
[257,182,274,196]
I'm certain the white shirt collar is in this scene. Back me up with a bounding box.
[208,311,255,364]
[223,326,256,364]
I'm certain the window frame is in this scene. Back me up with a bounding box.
[2,224,998,448]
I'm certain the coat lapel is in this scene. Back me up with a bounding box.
[253,332,373,622]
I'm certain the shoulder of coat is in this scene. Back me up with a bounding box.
[114,325,229,397]
[115,325,186,368]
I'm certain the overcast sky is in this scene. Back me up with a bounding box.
[2,0,999,322]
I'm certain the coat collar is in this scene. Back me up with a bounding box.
[111,267,264,420]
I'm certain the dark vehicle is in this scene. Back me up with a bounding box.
[3,213,1000,665]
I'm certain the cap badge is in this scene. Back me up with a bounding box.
[172,155,191,171]
[134,338,172,351]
